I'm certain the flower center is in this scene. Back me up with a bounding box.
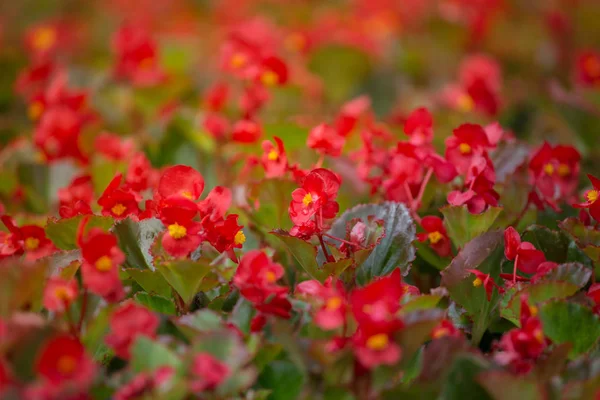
[261,70,279,86]
[265,270,277,283]
[587,190,599,204]
[234,230,246,245]
[267,149,279,161]
[95,255,113,272]
[529,305,538,317]
[230,53,247,69]
[28,101,44,120]
[585,56,600,78]
[432,328,449,339]
[54,286,72,302]
[428,231,443,244]
[325,296,342,311]
[33,27,57,51]
[302,193,313,207]
[182,191,193,200]
[557,164,570,177]
[457,94,474,112]
[472,277,483,287]
[168,223,187,239]
[57,355,77,375]
[24,237,40,251]
[285,33,305,52]
[533,329,544,344]
[544,163,555,175]
[138,57,154,70]
[366,333,389,350]
[111,203,127,216]
[458,143,472,154]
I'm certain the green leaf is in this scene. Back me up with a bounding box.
[521,225,571,263]
[0,260,47,317]
[113,217,164,269]
[441,206,503,249]
[536,262,591,288]
[321,258,354,278]
[441,230,504,345]
[539,300,600,358]
[478,371,544,400]
[399,309,445,358]
[134,292,176,315]
[271,230,326,282]
[258,360,305,400]
[328,202,415,285]
[440,355,491,400]
[125,268,171,298]
[45,215,114,250]
[155,258,213,305]
[250,179,297,231]
[560,217,600,247]
[83,305,114,360]
[500,281,580,325]
[401,295,443,314]
[130,336,182,373]
[174,309,223,340]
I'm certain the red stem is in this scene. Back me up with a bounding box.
[414,168,433,208]
[318,233,334,263]
[323,233,364,248]
[513,255,519,284]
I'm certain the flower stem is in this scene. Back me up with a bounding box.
[414,168,433,208]
[318,233,334,263]
[513,255,519,284]
[77,289,88,333]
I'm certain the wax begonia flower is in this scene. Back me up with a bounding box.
[94,132,134,161]
[43,277,78,313]
[156,165,205,202]
[431,319,461,339]
[105,301,159,359]
[98,174,140,219]
[126,152,156,193]
[307,123,345,157]
[296,277,347,330]
[445,123,491,176]
[529,142,580,207]
[77,218,125,302]
[232,119,262,144]
[114,366,174,400]
[158,196,203,257]
[335,95,371,136]
[459,54,502,116]
[197,186,232,221]
[504,226,546,275]
[417,216,452,257]
[58,175,94,218]
[403,107,433,146]
[0,216,57,261]
[574,174,600,221]
[261,136,288,178]
[35,335,95,388]
[190,353,230,392]
[204,82,229,112]
[575,49,600,87]
[468,269,504,301]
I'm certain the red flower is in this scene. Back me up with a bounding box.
[14,59,57,98]
[296,277,347,330]
[190,353,230,392]
[198,186,232,221]
[307,123,345,157]
[203,214,245,260]
[529,142,580,206]
[35,335,95,388]
[352,327,402,368]
[587,283,600,315]
[58,175,94,218]
[112,23,166,87]
[0,359,12,394]
[158,196,202,257]
[504,227,546,275]
[335,95,371,136]
[43,277,78,313]
[257,56,288,86]
[404,107,433,146]
[203,82,229,112]
[203,112,230,140]
[24,22,62,60]
[0,216,56,261]
[233,250,291,318]
[77,218,125,302]
[34,106,88,163]
[98,174,140,219]
[574,174,600,221]
[232,119,262,144]
[261,136,288,178]
[459,54,502,116]
[417,216,452,257]
[114,367,174,400]
[575,50,600,87]
[467,269,503,301]
[445,123,491,176]
[94,132,134,161]
[105,301,159,359]
[125,152,156,193]
[289,168,341,232]
[431,319,461,339]
[156,165,205,202]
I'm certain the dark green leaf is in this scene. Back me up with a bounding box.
[258,360,305,400]
[441,206,503,249]
[156,258,212,305]
[130,336,182,373]
[45,215,114,250]
[478,371,544,400]
[134,292,176,315]
[113,217,164,270]
[271,230,326,282]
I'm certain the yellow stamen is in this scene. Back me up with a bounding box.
[325,296,342,311]
[181,191,193,200]
[111,203,126,216]
[473,278,483,287]
[587,190,599,204]
[432,328,449,339]
[54,286,71,302]
[57,355,76,375]
[366,333,389,350]
[95,256,113,272]
[428,231,443,244]
[230,53,247,69]
[533,329,544,344]
[458,143,471,154]
[138,57,154,70]
[267,149,279,161]
[544,163,555,176]
[557,164,570,177]
[265,270,277,283]
[28,101,44,120]
[457,94,474,112]
[261,70,279,86]
[302,193,313,207]
[234,230,246,245]
[32,27,56,51]
[529,305,538,317]
[168,223,187,239]
[24,237,40,251]
[285,33,305,52]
